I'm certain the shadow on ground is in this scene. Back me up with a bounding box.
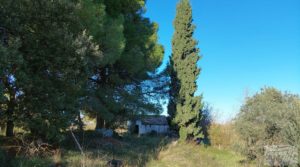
[61,131,173,167]
[0,131,172,167]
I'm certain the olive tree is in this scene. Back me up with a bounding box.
[235,87,300,163]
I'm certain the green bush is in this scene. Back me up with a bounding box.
[234,87,300,164]
[0,149,8,166]
[10,157,52,167]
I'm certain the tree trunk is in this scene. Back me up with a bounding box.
[77,112,84,131]
[6,98,15,137]
[6,118,14,137]
[95,115,105,129]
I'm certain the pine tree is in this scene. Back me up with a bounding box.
[0,0,102,140]
[0,0,164,139]
[169,0,203,141]
[0,37,24,137]
[84,0,164,129]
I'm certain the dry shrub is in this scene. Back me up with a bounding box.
[19,137,55,157]
[52,149,62,166]
[209,123,242,150]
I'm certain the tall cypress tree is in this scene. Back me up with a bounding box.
[169,0,203,141]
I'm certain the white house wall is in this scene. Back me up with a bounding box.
[136,120,169,135]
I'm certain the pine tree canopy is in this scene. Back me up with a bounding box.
[0,0,165,140]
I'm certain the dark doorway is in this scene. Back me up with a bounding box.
[134,125,139,134]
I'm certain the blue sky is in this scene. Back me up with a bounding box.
[145,0,300,122]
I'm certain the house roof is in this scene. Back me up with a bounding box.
[140,116,168,125]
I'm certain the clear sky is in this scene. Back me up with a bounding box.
[145,0,300,122]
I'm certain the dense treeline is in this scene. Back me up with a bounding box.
[0,0,166,141]
[0,0,206,143]
[0,0,299,166]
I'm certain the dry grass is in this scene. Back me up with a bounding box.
[147,141,255,167]
[62,135,169,167]
[63,151,108,167]
[1,128,254,167]
[209,123,244,150]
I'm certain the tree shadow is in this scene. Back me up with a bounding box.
[63,131,172,167]
[113,135,171,166]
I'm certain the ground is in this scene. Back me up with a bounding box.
[147,141,255,167]
[0,132,255,167]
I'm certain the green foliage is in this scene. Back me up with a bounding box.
[147,141,254,167]
[179,127,188,141]
[0,148,8,166]
[235,87,300,162]
[78,0,125,66]
[10,157,52,167]
[0,35,25,136]
[0,0,102,140]
[281,101,300,161]
[0,0,164,141]
[82,0,165,129]
[63,135,169,167]
[103,0,146,16]
[103,0,164,77]
[198,103,213,144]
[169,0,203,141]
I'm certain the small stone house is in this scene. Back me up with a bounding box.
[128,116,169,135]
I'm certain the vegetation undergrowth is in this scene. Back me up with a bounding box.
[0,133,171,167]
[147,141,255,167]
[0,131,255,167]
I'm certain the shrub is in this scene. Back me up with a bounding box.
[234,87,300,164]
[0,149,8,166]
[10,157,52,167]
[209,123,241,150]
